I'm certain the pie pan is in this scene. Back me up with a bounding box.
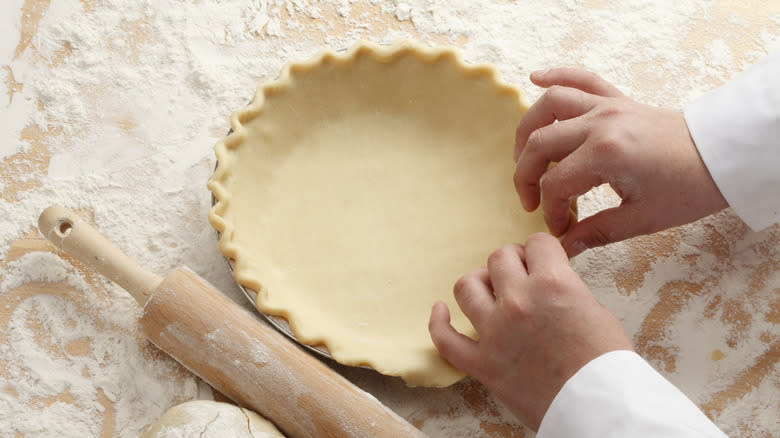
[208,40,549,386]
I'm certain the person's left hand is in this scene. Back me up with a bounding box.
[428,233,633,431]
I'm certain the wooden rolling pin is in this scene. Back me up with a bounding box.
[38,206,427,438]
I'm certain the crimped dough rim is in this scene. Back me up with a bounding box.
[208,40,530,386]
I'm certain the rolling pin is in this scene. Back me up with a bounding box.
[38,206,427,438]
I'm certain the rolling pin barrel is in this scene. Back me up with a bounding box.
[38,206,427,438]
[145,267,427,438]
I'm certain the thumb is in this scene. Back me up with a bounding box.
[429,301,479,373]
[561,205,642,257]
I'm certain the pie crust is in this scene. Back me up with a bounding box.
[208,40,547,387]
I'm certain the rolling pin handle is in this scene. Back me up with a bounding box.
[38,205,163,305]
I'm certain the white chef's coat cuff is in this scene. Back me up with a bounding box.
[536,350,726,438]
[684,51,780,231]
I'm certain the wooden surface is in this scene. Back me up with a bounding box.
[2,1,779,437]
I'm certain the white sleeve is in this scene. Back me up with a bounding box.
[683,51,780,231]
[536,351,727,438]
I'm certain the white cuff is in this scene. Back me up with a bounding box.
[537,350,726,438]
[683,51,780,231]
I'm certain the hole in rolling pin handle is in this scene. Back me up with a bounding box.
[56,220,73,237]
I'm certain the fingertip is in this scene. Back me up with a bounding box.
[541,197,572,237]
[563,237,588,258]
[432,300,448,315]
[549,214,572,237]
[560,219,588,253]
[428,302,454,349]
[429,301,450,329]
[513,170,541,212]
[523,195,541,212]
[571,240,588,257]
[560,207,634,256]
[428,309,479,374]
[530,69,550,84]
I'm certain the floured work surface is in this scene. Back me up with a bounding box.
[1,0,779,436]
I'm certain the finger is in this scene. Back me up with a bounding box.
[486,244,528,298]
[514,118,589,210]
[531,68,624,98]
[429,301,480,372]
[514,86,600,162]
[453,268,495,326]
[539,146,605,236]
[523,232,570,274]
[561,203,645,257]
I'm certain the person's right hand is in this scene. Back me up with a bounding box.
[513,68,729,257]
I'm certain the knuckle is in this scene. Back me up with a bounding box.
[544,85,569,105]
[533,272,573,299]
[525,128,545,154]
[538,172,554,196]
[535,270,564,288]
[584,69,601,83]
[539,174,567,208]
[526,232,552,246]
[487,248,505,266]
[453,273,481,298]
[590,131,629,165]
[593,129,623,153]
[585,223,613,247]
[515,124,524,142]
[502,295,531,319]
[593,100,623,119]
[488,244,517,268]
[453,276,470,297]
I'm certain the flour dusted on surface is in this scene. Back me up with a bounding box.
[0,252,88,292]
[1,0,779,436]
[0,252,199,437]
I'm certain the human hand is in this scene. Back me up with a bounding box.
[514,68,728,257]
[428,233,632,431]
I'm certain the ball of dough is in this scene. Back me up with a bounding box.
[142,400,285,438]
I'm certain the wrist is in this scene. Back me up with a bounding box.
[681,115,729,217]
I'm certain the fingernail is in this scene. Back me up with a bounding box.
[532,68,549,78]
[571,240,588,255]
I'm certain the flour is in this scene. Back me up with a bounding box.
[0,252,88,292]
[1,0,779,436]
[0,252,199,437]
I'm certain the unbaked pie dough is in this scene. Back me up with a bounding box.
[142,401,285,437]
[208,40,547,387]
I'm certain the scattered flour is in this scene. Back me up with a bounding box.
[1,0,778,437]
[0,252,89,292]
[0,252,199,437]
